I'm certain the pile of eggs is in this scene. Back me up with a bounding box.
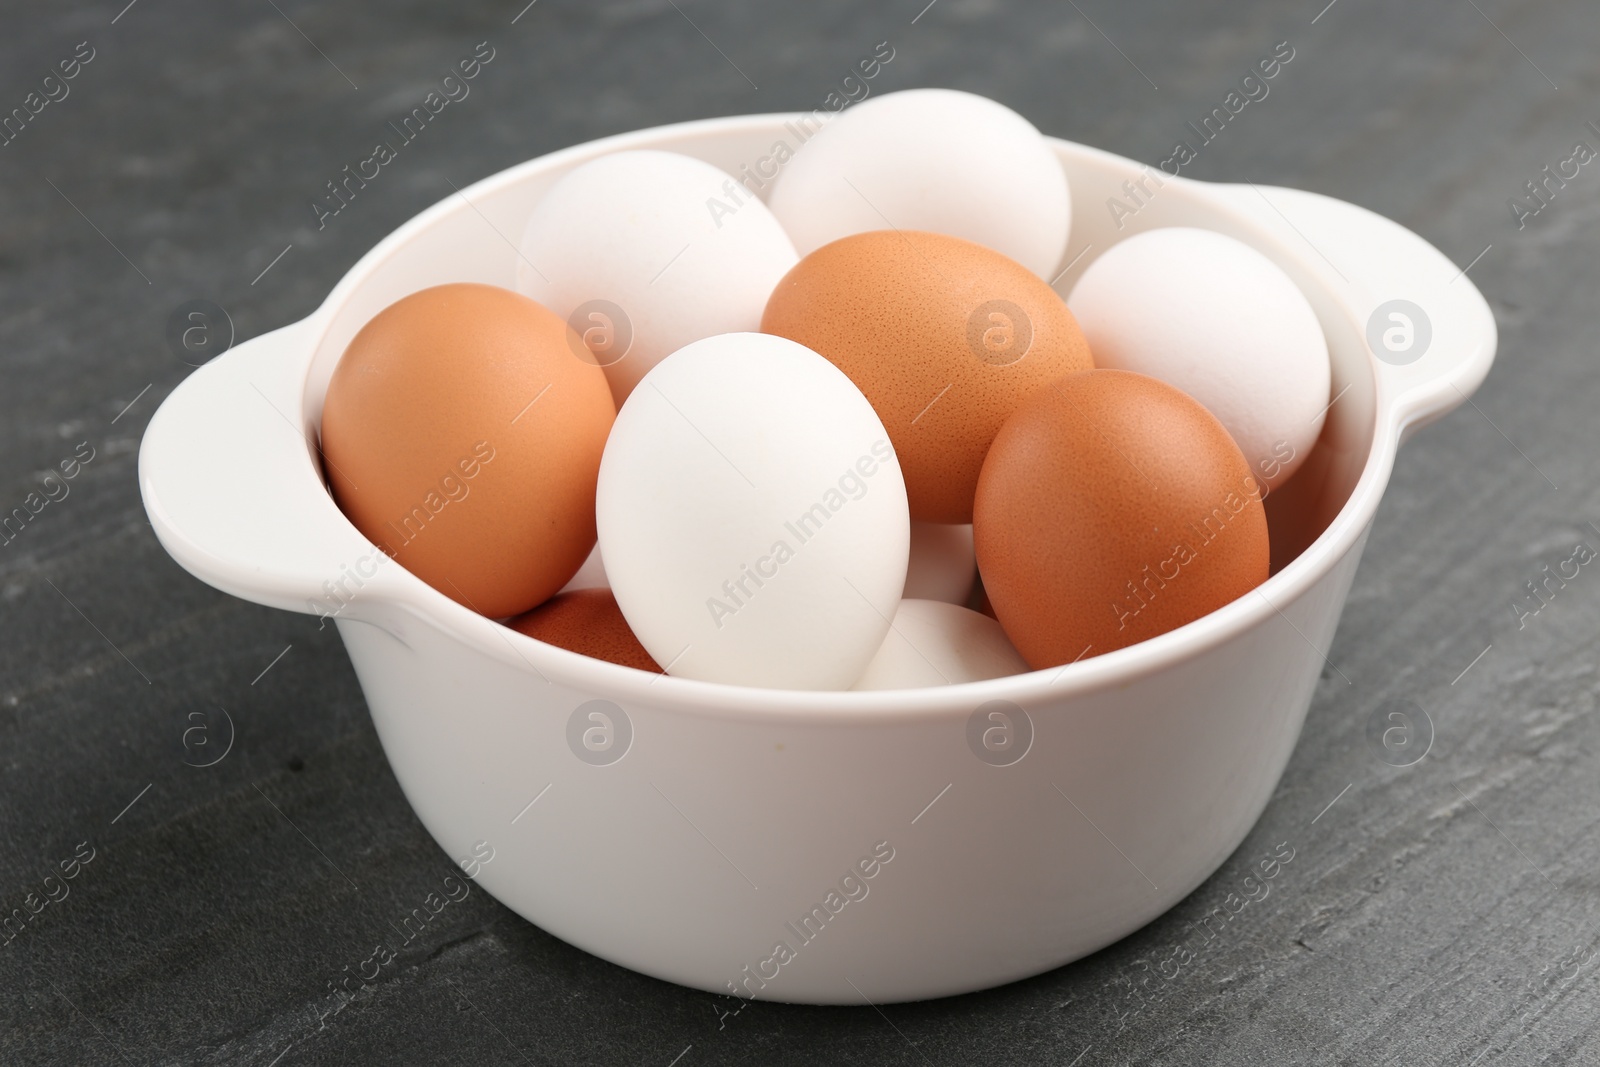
[320,88,1331,692]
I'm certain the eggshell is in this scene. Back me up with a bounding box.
[852,599,1028,690]
[517,149,798,405]
[974,369,1270,667]
[508,589,662,673]
[320,283,615,619]
[762,230,1093,523]
[767,88,1071,278]
[597,332,909,690]
[1067,227,1330,490]
[905,521,976,605]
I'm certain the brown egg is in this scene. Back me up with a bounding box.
[508,588,662,672]
[761,230,1092,524]
[974,370,1269,667]
[321,283,615,619]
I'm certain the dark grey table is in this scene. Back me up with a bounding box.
[3,1,1597,1063]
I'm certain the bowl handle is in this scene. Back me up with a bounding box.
[139,320,392,620]
[1216,183,1499,439]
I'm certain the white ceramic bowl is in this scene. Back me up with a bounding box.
[139,115,1496,1004]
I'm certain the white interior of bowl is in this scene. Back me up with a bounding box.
[294,114,1385,703]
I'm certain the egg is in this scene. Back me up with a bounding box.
[905,521,976,605]
[1067,227,1330,490]
[320,283,615,619]
[767,88,1071,278]
[852,599,1028,690]
[508,588,661,673]
[974,369,1270,667]
[516,149,798,405]
[762,230,1094,523]
[597,332,909,689]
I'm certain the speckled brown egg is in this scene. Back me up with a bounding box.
[761,230,1093,524]
[507,588,662,672]
[974,369,1270,667]
[321,283,615,619]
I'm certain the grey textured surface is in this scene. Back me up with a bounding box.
[2,0,1598,1064]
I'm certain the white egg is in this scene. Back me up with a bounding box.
[852,599,1028,691]
[904,522,976,605]
[1066,227,1330,491]
[766,88,1071,279]
[517,150,798,404]
[597,333,909,690]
